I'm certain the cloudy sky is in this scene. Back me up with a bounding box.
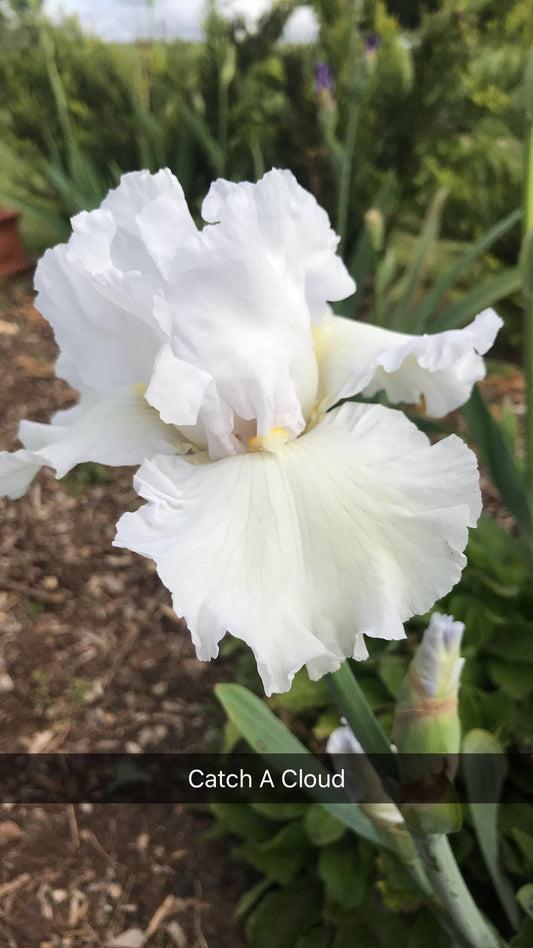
[43,0,319,44]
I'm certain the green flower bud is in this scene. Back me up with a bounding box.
[393,612,464,756]
[364,208,385,253]
[392,613,465,834]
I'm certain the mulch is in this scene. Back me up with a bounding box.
[1,277,247,948]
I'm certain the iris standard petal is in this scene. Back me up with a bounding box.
[114,402,480,695]
[99,168,196,278]
[34,170,196,393]
[145,344,237,457]
[35,242,165,393]
[314,308,502,417]
[157,169,354,445]
[201,169,356,321]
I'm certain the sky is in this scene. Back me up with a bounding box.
[43,0,319,44]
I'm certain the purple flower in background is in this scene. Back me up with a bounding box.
[365,32,382,56]
[314,62,334,94]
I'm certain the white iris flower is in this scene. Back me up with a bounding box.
[0,169,501,695]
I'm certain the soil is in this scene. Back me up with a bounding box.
[0,276,526,948]
[0,277,248,947]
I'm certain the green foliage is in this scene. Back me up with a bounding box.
[239,821,314,884]
[318,839,372,907]
[441,517,533,746]
[511,917,533,947]
[406,0,532,241]
[215,509,533,946]
[60,462,113,496]
[268,667,332,714]
[462,385,532,538]
[304,805,346,847]
[0,0,529,340]
[245,877,323,948]
[463,729,521,929]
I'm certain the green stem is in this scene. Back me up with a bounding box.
[524,124,533,495]
[326,662,394,758]
[413,834,503,948]
[523,48,533,508]
[524,239,533,504]
[336,92,359,254]
[405,858,462,947]
[525,125,533,234]
[335,1,364,253]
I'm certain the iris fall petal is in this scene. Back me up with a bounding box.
[115,402,480,695]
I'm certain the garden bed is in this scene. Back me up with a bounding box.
[0,276,525,947]
[0,277,247,948]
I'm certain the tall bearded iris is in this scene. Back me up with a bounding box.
[0,169,501,694]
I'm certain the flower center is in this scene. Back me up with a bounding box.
[247,428,290,454]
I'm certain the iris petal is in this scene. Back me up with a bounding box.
[115,402,480,695]
[0,386,179,497]
[155,170,354,447]
[314,308,502,416]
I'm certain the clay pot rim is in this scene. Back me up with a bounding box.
[0,207,22,224]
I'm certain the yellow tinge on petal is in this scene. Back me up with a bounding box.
[247,428,290,454]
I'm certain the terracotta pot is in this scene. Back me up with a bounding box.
[0,208,30,280]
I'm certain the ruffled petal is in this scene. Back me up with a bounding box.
[201,169,355,321]
[314,309,502,417]
[35,243,164,392]
[115,402,480,695]
[0,449,44,499]
[145,344,237,457]
[14,385,179,481]
[157,169,354,444]
[34,170,195,393]
[99,168,196,279]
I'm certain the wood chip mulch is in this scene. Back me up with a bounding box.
[1,278,247,948]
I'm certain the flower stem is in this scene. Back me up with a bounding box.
[523,49,533,505]
[404,858,463,948]
[413,833,503,948]
[326,662,397,773]
[336,1,364,253]
[523,123,533,498]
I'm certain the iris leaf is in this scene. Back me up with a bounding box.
[216,682,382,847]
[462,729,521,931]
[430,267,522,332]
[462,385,532,537]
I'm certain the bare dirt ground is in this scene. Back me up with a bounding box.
[0,278,248,948]
[0,277,525,948]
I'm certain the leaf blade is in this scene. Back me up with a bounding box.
[462,729,521,931]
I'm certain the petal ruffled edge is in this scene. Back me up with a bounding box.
[314,308,502,416]
[0,385,180,498]
[0,449,45,499]
[115,401,480,695]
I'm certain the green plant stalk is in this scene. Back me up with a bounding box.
[525,274,533,500]
[218,73,229,177]
[524,122,533,496]
[336,93,359,255]
[335,1,364,253]
[413,834,503,948]
[404,858,463,948]
[326,666,470,942]
[326,662,394,762]
[525,124,533,235]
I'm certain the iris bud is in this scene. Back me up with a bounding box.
[392,613,465,833]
